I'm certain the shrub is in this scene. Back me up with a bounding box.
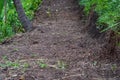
[0,0,42,42]
[79,0,120,33]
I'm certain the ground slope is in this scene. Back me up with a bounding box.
[0,0,120,80]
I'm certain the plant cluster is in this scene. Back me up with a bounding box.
[0,55,67,71]
[0,0,42,42]
[79,0,120,33]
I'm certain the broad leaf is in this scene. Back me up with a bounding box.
[0,0,4,15]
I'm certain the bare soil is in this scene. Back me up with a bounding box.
[0,0,120,80]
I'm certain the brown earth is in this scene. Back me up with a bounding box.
[0,0,120,80]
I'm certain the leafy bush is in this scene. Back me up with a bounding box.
[79,0,120,33]
[0,0,42,42]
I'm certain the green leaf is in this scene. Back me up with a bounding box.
[0,0,4,15]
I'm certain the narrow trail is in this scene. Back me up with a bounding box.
[0,0,120,80]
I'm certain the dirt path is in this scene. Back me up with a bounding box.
[0,0,120,80]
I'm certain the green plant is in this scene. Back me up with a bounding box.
[6,60,20,68]
[22,62,30,68]
[0,56,20,69]
[22,0,42,19]
[0,0,42,42]
[31,54,37,58]
[117,42,120,46]
[2,55,8,60]
[111,64,117,72]
[0,60,20,69]
[79,0,120,33]
[57,61,67,69]
[37,61,48,68]
[0,63,7,68]
[11,48,19,52]
[46,8,51,17]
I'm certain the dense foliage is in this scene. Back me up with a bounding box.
[79,0,120,33]
[0,0,42,42]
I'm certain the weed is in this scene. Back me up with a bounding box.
[57,61,67,69]
[111,64,117,72]
[93,61,98,66]
[31,54,37,58]
[11,48,19,52]
[22,62,30,68]
[0,60,20,69]
[6,61,20,69]
[46,10,51,17]
[21,62,30,72]
[37,60,48,68]
[0,0,42,42]
[0,63,7,68]
[2,55,8,60]
[79,0,120,33]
